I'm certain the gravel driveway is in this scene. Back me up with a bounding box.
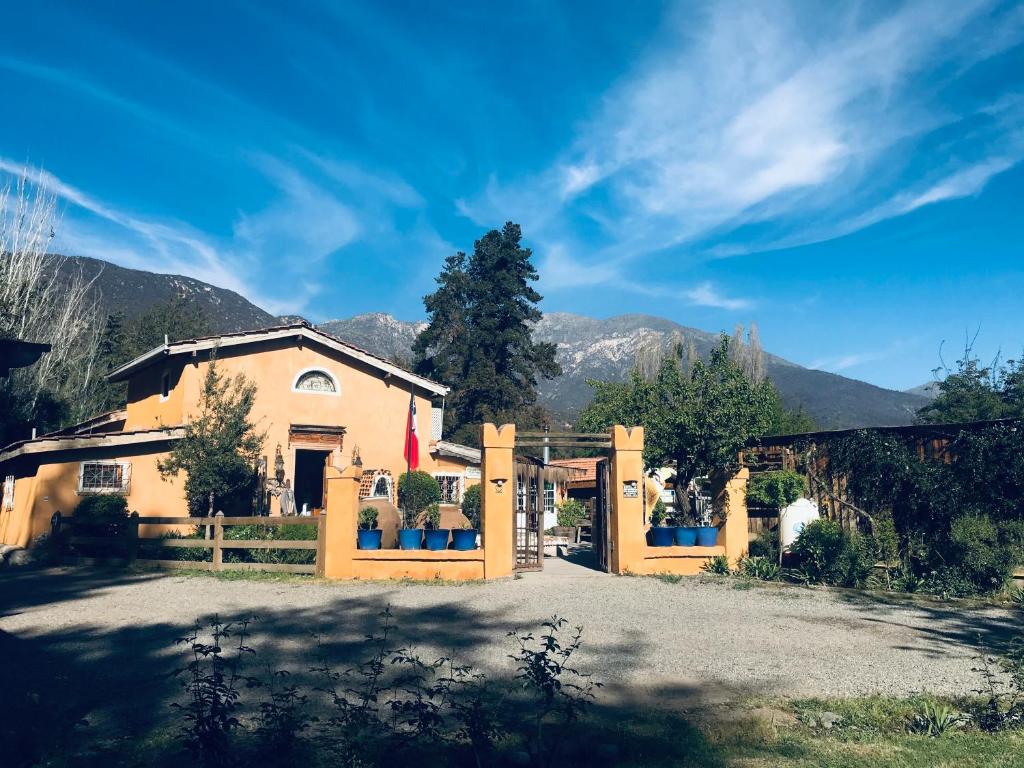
[1,558,1020,732]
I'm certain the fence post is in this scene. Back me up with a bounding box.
[127,511,140,564]
[315,512,327,577]
[213,512,224,572]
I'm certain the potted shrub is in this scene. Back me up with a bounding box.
[397,471,441,550]
[452,483,480,551]
[649,499,674,547]
[421,503,449,551]
[357,506,382,550]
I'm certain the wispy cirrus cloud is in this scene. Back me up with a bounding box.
[459,0,1024,298]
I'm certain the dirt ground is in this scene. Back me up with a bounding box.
[0,559,1020,738]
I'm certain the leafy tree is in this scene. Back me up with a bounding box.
[414,223,561,444]
[158,356,264,516]
[578,336,776,504]
[917,340,1024,424]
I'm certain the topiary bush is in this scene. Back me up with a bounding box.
[650,499,668,527]
[397,471,441,528]
[358,507,379,531]
[461,483,481,529]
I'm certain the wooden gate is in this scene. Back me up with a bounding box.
[514,460,543,571]
[593,458,611,572]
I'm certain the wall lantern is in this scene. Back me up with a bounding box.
[491,477,508,494]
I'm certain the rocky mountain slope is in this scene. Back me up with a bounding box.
[56,255,277,332]
[58,255,929,429]
[326,312,930,430]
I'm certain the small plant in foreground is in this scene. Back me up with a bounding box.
[908,700,961,736]
[972,640,1024,732]
[702,554,731,575]
[738,555,781,581]
[509,616,601,767]
[172,616,256,767]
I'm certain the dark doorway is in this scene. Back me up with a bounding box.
[294,449,330,513]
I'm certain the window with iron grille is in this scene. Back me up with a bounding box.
[78,462,130,494]
[2,475,14,511]
[434,473,462,505]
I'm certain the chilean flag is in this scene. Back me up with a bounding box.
[404,393,420,470]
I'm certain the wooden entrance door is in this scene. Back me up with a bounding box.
[514,461,544,571]
[593,458,611,572]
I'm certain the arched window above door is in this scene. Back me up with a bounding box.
[292,368,339,395]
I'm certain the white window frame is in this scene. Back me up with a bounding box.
[543,481,556,515]
[433,473,463,505]
[291,367,341,396]
[78,461,131,495]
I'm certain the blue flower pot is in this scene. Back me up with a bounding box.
[696,526,719,547]
[424,529,450,551]
[451,529,478,551]
[398,528,423,550]
[357,529,382,550]
[650,526,675,547]
[674,526,698,546]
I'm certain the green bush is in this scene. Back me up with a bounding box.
[790,519,873,587]
[74,494,129,520]
[932,514,1016,596]
[461,483,481,529]
[397,471,441,527]
[72,495,130,539]
[748,526,780,561]
[556,499,587,528]
[746,470,805,509]
[223,523,318,565]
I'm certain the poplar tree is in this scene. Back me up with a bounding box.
[414,222,561,444]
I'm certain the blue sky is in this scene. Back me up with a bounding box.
[1,0,1022,391]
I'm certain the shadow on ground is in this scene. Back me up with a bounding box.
[0,565,753,768]
[833,586,1023,657]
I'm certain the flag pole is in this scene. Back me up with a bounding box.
[404,388,414,527]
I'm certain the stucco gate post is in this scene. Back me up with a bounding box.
[322,463,362,579]
[609,425,646,574]
[481,423,515,579]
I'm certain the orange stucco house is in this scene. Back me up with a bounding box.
[0,322,483,548]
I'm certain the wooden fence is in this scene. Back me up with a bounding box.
[51,512,326,576]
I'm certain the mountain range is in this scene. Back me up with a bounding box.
[60,255,931,430]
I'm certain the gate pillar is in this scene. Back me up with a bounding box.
[481,423,515,579]
[609,425,646,574]
[322,463,361,579]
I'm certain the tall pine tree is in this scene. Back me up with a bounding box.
[414,222,560,444]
